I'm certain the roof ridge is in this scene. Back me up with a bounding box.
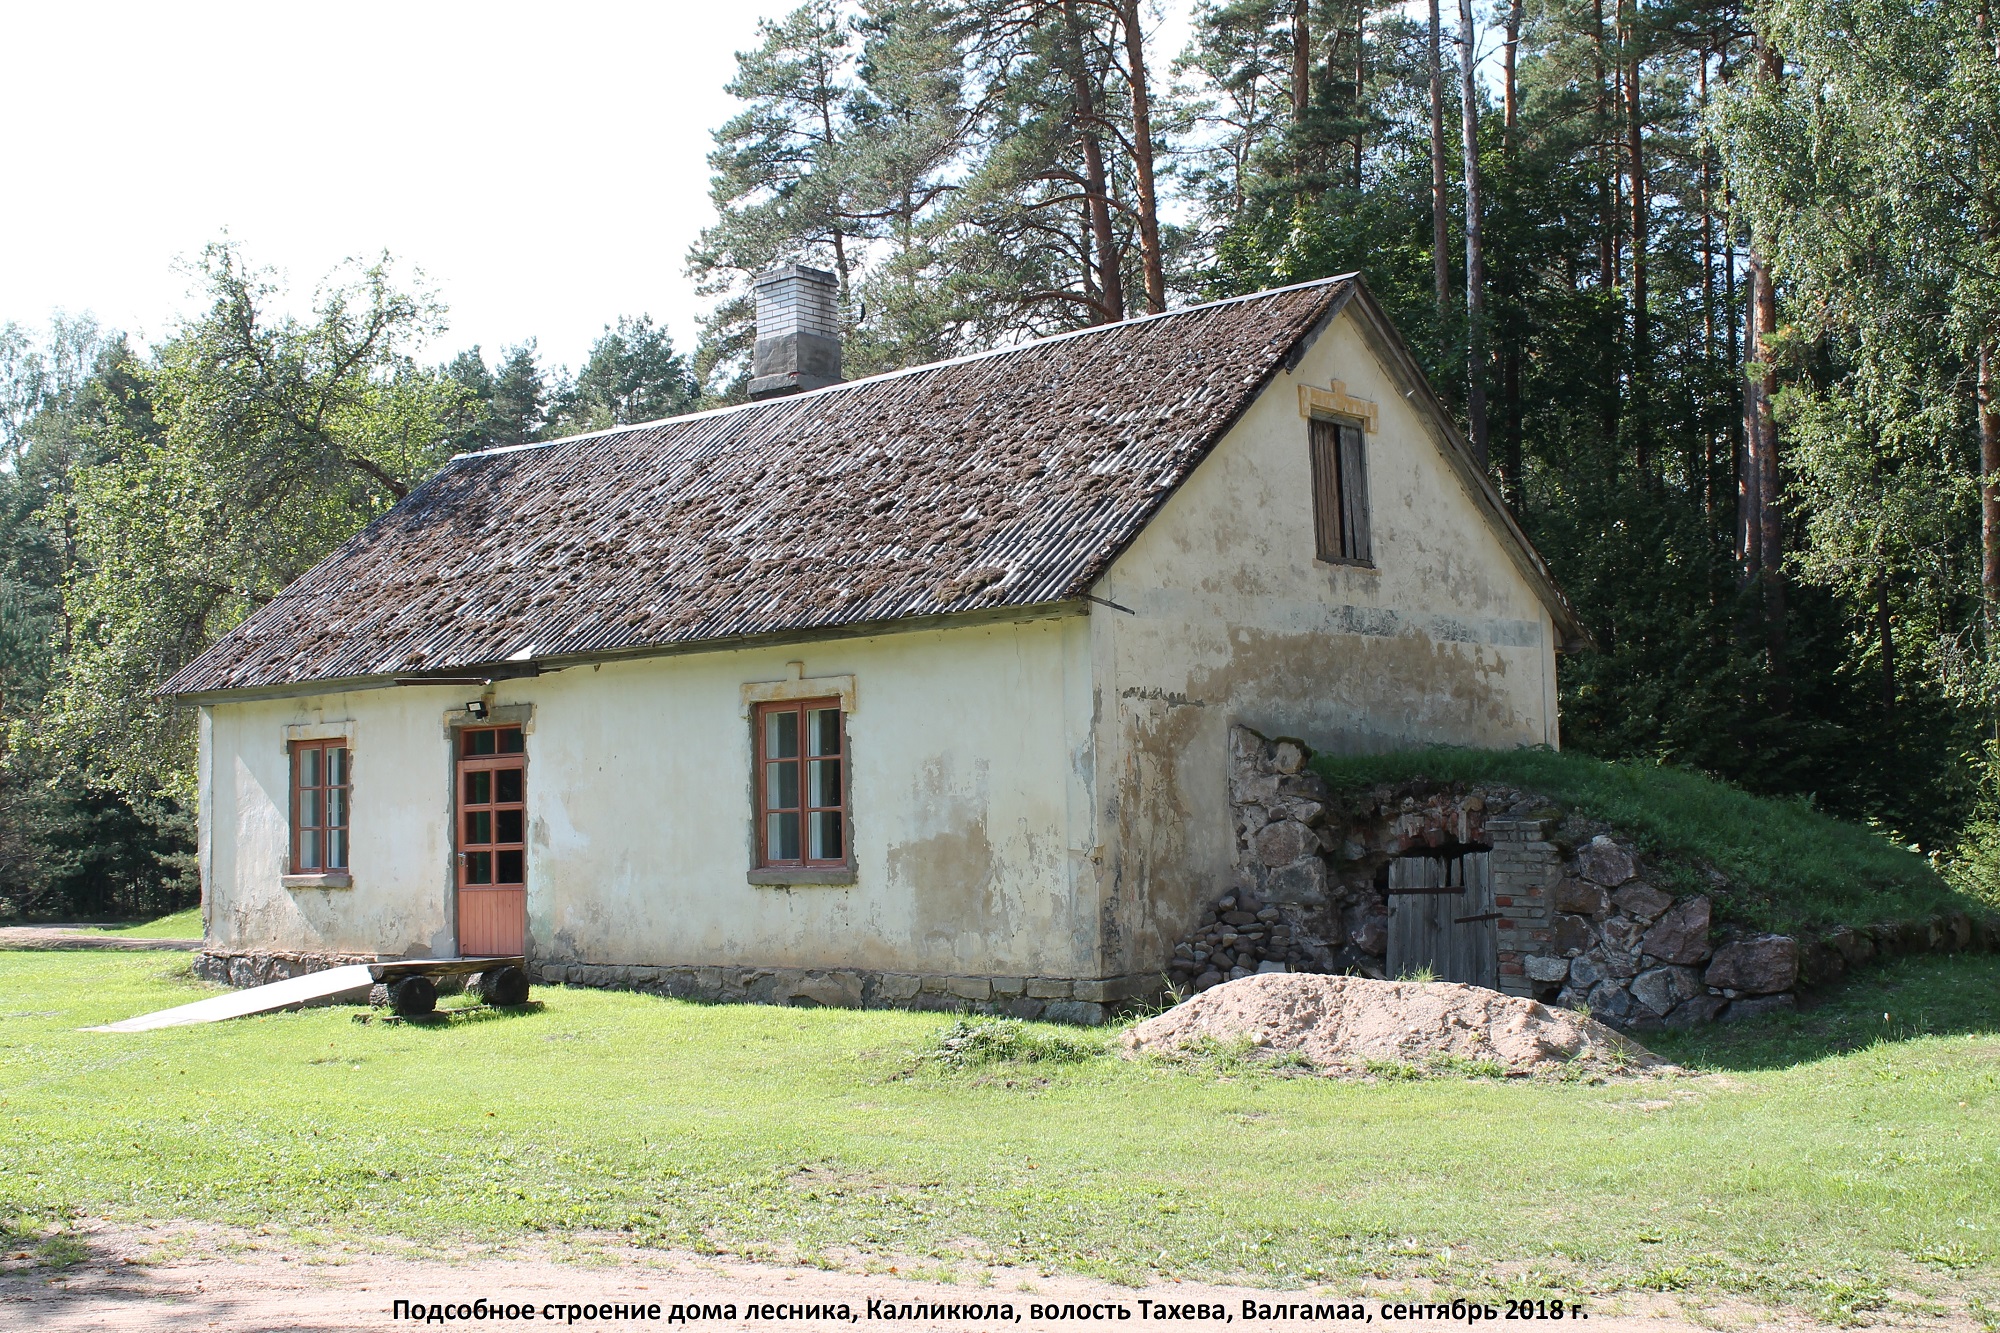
[451,274,1360,463]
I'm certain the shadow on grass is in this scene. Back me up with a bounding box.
[1644,951,2000,1071]
[355,1001,548,1031]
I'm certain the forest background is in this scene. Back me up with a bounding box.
[3,0,1997,920]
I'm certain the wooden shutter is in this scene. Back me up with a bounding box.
[1309,418,1343,561]
[1338,424,1371,563]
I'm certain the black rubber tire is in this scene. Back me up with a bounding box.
[389,975,437,1016]
[479,965,530,1007]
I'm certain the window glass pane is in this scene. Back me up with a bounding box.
[466,850,492,884]
[807,708,841,756]
[807,758,841,808]
[496,809,523,843]
[466,771,491,805]
[809,810,844,861]
[767,811,800,862]
[765,708,799,759]
[300,789,321,829]
[766,759,799,811]
[299,828,321,871]
[466,729,495,756]
[496,849,524,884]
[498,727,525,754]
[326,788,346,829]
[299,746,321,788]
[495,768,523,803]
[328,829,347,870]
[466,810,492,845]
[326,747,347,786]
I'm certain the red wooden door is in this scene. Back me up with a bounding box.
[457,725,525,956]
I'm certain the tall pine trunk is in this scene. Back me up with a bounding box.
[1500,0,1524,505]
[1459,0,1488,466]
[1429,0,1451,322]
[1981,343,2000,630]
[1059,0,1122,323]
[1625,0,1650,481]
[1116,0,1165,313]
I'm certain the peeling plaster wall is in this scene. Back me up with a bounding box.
[199,614,1098,977]
[1087,308,1562,976]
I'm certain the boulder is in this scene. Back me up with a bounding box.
[1663,995,1727,1028]
[1639,896,1712,966]
[1705,936,1798,995]
[1827,925,1874,966]
[1629,964,1703,1017]
[1796,939,1845,988]
[1553,878,1610,916]
[1568,946,1636,990]
[1264,856,1329,904]
[1524,954,1571,983]
[1587,981,1636,1023]
[1552,913,1595,955]
[1271,740,1309,774]
[1253,821,1316,867]
[1601,915,1644,954]
[1722,993,1797,1022]
[1610,882,1673,922]
[1576,835,1637,888]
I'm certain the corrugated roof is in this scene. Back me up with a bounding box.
[165,279,1358,696]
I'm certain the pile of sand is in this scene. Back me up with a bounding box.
[1124,972,1664,1077]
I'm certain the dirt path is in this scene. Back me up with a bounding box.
[0,927,200,952]
[0,1220,1966,1333]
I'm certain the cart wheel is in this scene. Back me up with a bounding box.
[479,965,530,1007]
[389,975,437,1016]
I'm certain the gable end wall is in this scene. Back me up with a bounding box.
[1086,308,1561,976]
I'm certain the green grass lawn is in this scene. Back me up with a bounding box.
[1312,747,1988,932]
[75,908,203,938]
[1,951,1996,1323]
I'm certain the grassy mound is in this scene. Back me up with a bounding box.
[1311,747,1979,934]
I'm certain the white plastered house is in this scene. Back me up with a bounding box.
[165,273,1585,1022]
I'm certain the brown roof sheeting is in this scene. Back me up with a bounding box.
[166,277,1577,698]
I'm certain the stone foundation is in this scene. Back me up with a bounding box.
[190,948,1157,1026]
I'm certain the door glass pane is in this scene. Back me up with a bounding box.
[766,760,798,810]
[807,708,841,756]
[466,850,492,884]
[765,708,799,759]
[326,747,347,785]
[498,727,524,754]
[809,810,843,861]
[326,788,346,829]
[299,746,320,787]
[496,849,524,884]
[465,771,491,805]
[466,810,492,845]
[465,729,496,756]
[496,809,523,843]
[495,768,523,803]
[299,828,320,871]
[328,829,347,869]
[767,811,799,862]
[807,758,841,807]
[300,789,321,829]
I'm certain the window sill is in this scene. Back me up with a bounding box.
[1315,555,1377,571]
[282,872,353,890]
[747,867,856,887]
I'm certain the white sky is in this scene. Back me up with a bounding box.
[0,0,1218,375]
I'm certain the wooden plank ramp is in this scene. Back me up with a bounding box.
[85,965,377,1033]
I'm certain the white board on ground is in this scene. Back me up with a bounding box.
[85,964,377,1033]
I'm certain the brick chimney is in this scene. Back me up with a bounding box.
[748,264,843,400]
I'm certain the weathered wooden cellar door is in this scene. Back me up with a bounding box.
[1385,850,1498,988]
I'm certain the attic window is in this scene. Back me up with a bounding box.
[1309,417,1371,566]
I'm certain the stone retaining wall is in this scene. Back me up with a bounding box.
[1170,725,2000,1030]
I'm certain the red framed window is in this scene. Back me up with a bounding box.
[755,698,847,867]
[291,739,350,873]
